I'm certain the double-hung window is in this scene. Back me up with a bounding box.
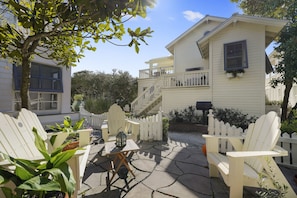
[224,40,248,71]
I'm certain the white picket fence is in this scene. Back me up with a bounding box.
[275,133,297,168]
[207,109,244,153]
[79,106,107,130]
[79,106,163,141]
[131,110,163,141]
[207,109,297,168]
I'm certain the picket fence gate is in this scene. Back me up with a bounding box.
[79,106,163,141]
[131,110,163,141]
[207,109,297,168]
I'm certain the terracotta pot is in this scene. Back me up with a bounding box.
[63,141,79,151]
[202,144,207,156]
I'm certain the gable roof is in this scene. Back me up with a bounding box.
[165,15,226,54]
[197,13,288,58]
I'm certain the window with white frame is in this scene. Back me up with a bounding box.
[14,92,59,111]
[224,40,248,71]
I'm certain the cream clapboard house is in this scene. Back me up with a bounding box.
[0,3,72,124]
[132,14,288,117]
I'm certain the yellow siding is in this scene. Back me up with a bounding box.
[210,22,266,116]
[174,21,221,73]
[162,87,211,115]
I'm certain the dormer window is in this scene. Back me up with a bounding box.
[224,40,248,71]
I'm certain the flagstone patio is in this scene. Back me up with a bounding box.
[78,131,297,198]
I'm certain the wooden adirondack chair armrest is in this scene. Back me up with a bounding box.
[125,119,139,125]
[202,134,244,152]
[76,128,93,147]
[0,160,14,167]
[273,145,288,156]
[125,119,140,131]
[46,131,64,138]
[227,150,288,158]
[46,128,92,150]
[202,134,244,139]
[101,121,108,142]
[0,155,47,168]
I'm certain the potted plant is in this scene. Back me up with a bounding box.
[226,69,245,78]
[0,128,79,197]
[71,94,84,112]
[47,116,86,151]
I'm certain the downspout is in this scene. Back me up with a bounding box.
[209,40,214,103]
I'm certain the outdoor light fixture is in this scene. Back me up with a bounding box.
[116,131,127,148]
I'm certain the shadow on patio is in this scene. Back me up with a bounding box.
[78,130,297,198]
[78,130,226,198]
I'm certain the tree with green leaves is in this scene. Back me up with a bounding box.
[71,70,137,113]
[0,0,154,109]
[231,0,297,121]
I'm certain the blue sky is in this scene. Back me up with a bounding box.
[72,0,242,77]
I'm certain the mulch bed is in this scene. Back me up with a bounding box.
[169,122,207,133]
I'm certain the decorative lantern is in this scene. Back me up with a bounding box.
[116,131,127,148]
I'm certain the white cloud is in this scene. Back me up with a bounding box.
[183,10,204,22]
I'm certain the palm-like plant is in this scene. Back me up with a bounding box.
[0,128,78,197]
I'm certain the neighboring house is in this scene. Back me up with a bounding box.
[0,4,72,123]
[0,57,72,115]
[132,14,287,117]
[266,51,297,108]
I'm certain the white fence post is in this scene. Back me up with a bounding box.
[208,109,214,135]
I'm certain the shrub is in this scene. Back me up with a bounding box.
[169,106,202,123]
[169,109,184,122]
[84,97,111,114]
[213,108,258,130]
[281,109,297,134]
[162,117,169,141]
[182,105,196,123]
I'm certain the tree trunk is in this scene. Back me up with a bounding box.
[281,81,293,121]
[20,57,31,109]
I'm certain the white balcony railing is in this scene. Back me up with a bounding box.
[132,70,209,115]
[139,66,174,79]
[161,70,209,87]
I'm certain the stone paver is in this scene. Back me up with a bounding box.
[78,130,297,198]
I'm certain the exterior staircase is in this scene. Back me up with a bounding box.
[131,78,162,116]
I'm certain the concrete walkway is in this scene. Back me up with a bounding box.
[78,131,297,198]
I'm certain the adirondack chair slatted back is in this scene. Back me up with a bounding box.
[18,108,48,140]
[107,104,126,136]
[0,112,42,160]
[242,111,281,172]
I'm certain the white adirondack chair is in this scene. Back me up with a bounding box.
[203,111,296,198]
[101,104,140,142]
[0,108,92,197]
